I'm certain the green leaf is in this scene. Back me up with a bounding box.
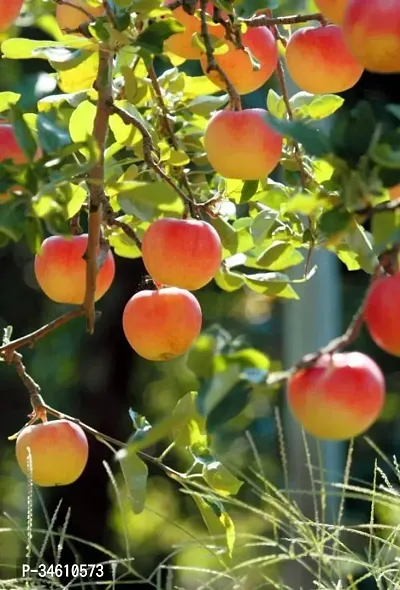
[209,217,238,255]
[69,100,97,144]
[168,149,190,166]
[242,271,300,299]
[187,333,218,380]
[1,37,90,59]
[23,216,43,254]
[116,412,189,458]
[289,92,344,120]
[206,381,252,433]
[319,207,353,237]
[33,183,87,220]
[9,108,37,162]
[119,452,148,514]
[173,391,207,448]
[266,89,286,119]
[37,114,71,153]
[136,19,185,54]
[192,496,235,559]
[115,180,184,221]
[214,266,245,292]
[250,207,279,246]
[0,92,21,113]
[267,116,331,157]
[0,201,26,242]
[256,241,304,270]
[307,94,344,119]
[186,94,229,117]
[203,461,243,497]
[346,223,378,274]
[240,180,259,203]
[32,47,93,72]
[198,363,242,419]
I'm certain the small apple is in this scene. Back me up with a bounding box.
[123,287,202,361]
[34,234,115,305]
[16,419,89,486]
[287,352,385,440]
[141,218,222,291]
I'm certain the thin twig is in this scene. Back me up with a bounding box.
[83,49,113,334]
[199,0,241,111]
[54,0,95,20]
[0,309,86,356]
[266,267,384,386]
[147,65,197,218]
[354,196,400,216]
[243,13,326,27]
[107,101,197,209]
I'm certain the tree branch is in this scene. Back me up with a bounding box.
[0,309,87,356]
[199,0,241,111]
[354,196,400,216]
[83,48,113,334]
[107,101,197,210]
[266,268,383,386]
[147,65,197,218]
[243,12,326,28]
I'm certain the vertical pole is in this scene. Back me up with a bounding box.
[282,249,345,587]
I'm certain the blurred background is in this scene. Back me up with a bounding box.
[1,0,400,588]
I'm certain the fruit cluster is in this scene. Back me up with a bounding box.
[33,218,222,361]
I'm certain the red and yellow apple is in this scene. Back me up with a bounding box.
[388,184,400,200]
[204,108,282,180]
[315,0,348,24]
[365,274,400,356]
[56,0,104,33]
[34,234,115,305]
[287,352,385,440]
[200,26,278,95]
[285,24,363,94]
[122,287,202,361]
[16,419,89,486]
[0,123,28,165]
[0,0,24,31]
[163,0,225,60]
[342,0,400,73]
[141,218,222,291]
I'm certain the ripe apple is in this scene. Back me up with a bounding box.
[56,0,104,33]
[0,0,24,31]
[163,0,225,60]
[34,234,115,305]
[315,0,348,24]
[141,218,222,291]
[200,26,278,95]
[285,25,363,94]
[0,123,28,165]
[204,108,282,180]
[342,0,400,73]
[123,287,202,361]
[287,352,385,440]
[365,274,400,356]
[16,419,89,486]
[388,184,400,200]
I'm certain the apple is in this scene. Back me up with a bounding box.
[285,25,363,94]
[122,287,202,361]
[287,352,385,440]
[0,123,29,165]
[34,234,115,305]
[163,0,225,60]
[16,419,89,486]
[343,0,400,73]
[56,0,104,34]
[315,0,348,24]
[388,184,400,200]
[200,26,278,95]
[204,108,282,180]
[0,0,24,31]
[141,218,222,291]
[365,274,400,356]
